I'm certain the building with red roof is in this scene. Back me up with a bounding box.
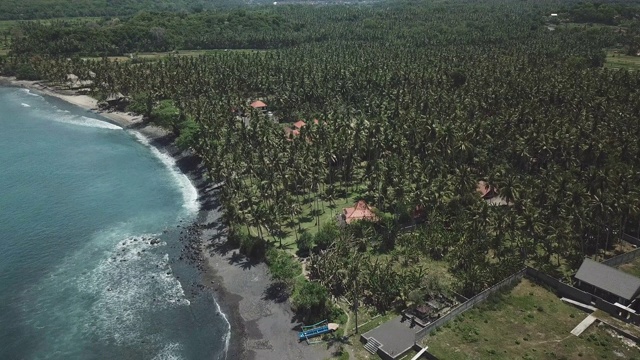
[339,200,378,225]
[250,100,267,109]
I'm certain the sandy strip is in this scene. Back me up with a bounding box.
[199,209,336,360]
[0,76,335,360]
[0,76,143,129]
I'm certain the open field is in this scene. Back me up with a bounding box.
[82,49,268,62]
[618,256,640,278]
[606,50,640,71]
[557,22,620,30]
[424,279,640,360]
[0,20,16,32]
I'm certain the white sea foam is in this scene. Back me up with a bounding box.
[50,114,122,130]
[131,131,200,216]
[21,88,42,97]
[76,234,190,346]
[214,294,231,360]
[22,226,190,356]
[21,103,31,107]
[152,342,185,360]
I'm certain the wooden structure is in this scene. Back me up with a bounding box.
[340,200,378,225]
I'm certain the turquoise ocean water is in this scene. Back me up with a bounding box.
[0,87,228,359]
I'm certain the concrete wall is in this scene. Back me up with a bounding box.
[623,233,640,247]
[376,349,394,360]
[415,269,526,342]
[602,247,640,267]
[524,267,592,303]
[525,267,640,325]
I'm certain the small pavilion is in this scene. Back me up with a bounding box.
[250,100,268,111]
[339,200,378,225]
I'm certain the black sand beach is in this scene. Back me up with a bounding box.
[0,76,335,360]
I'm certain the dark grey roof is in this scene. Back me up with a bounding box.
[575,258,640,301]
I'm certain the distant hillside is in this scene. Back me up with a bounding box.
[0,0,376,20]
[0,0,240,20]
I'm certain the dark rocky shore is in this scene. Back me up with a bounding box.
[1,77,333,360]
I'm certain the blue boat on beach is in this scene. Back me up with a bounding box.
[298,320,339,343]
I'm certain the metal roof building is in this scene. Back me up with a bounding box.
[575,258,640,304]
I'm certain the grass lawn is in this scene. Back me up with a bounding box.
[82,49,268,62]
[618,256,640,278]
[425,279,640,360]
[606,50,640,71]
[244,184,367,253]
[0,19,20,32]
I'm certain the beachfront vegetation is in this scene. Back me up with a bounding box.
[4,0,640,337]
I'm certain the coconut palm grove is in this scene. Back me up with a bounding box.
[3,0,640,355]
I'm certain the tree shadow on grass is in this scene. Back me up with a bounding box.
[299,215,314,224]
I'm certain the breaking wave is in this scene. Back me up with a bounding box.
[131,131,200,216]
[21,227,191,357]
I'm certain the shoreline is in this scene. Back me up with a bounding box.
[0,76,333,360]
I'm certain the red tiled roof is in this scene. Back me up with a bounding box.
[293,120,306,129]
[313,119,319,125]
[250,100,267,108]
[284,128,300,141]
[342,200,377,224]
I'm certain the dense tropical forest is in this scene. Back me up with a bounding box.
[3,0,640,323]
[0,0,371,20]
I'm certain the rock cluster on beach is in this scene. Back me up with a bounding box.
[173,220,218,298]
[177,221,206,271]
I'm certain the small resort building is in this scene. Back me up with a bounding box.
[338,200,378,225]
[575,258,640,308]
[250,100,268,112]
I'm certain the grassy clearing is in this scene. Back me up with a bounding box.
[556,22,620,31]
[606,50,640,71]
[617,256,640,278]
[0,20,17,32]
[425,279,640,360]
[244,184,367,253]
[355,312,398,335]
[82,49,268,62]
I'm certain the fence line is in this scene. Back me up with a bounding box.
[524,267,592,303]
[602,247,640,267]
[414,261,640,345]
[623,233,640,247]
[525,267,640,325]
[415,269,525,342]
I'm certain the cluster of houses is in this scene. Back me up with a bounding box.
[243,100,510,230]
